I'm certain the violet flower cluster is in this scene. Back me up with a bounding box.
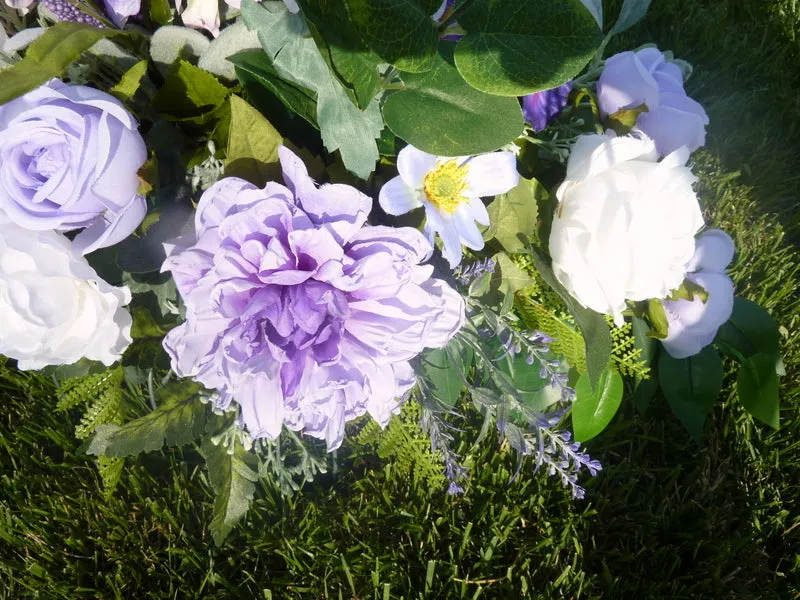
[163,146,466,450]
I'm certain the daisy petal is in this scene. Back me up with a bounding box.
[454,205,485,250]
[379,176,423,216]
[397,145,438,187]
[464,152,519,197]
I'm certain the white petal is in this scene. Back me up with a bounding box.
[425,206,463,268]
[378,176,423,216]
[464,152,519,197]
[465,196,490,227]
[566,134,657,182]
[454,205,485,250]
[397,145,438,188]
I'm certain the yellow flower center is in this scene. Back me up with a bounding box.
[422,160,469,214]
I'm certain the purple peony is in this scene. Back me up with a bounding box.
[597,47,709,156]
[522,81,572,133]
[163,146,465,450]
[0,79,147,254]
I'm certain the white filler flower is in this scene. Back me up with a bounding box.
[0,218,133,370]
[379,145,519,268]
[549,134,704,324]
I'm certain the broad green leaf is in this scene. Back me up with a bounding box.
[342,0,439,73]
[491,252,534,315]
[201,435,259,545]
[503,350,564,413]
[737,353,780,429]
[242,0,382,178]
[485,177,544,252]
[528,248,612,392]
[229,50,319,128]
[110,59,148,102]
[608,0,652,36]
[716,297,780,360]
[572,369,623,441]
[453,0,602,96]
[130,306,166,339]
[86,382,206,457]
[297,0,382,109]
[659,346,723,440]
[420,347,467,408]
[630,314,657,413]
[224,95,283,186]
[382,43,523,156]
[646,298,669,339]
[153,59,230,122]
[149,0,173,25]
[578,0,603,28]
[0,23,130,104]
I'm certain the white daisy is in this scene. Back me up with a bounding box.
[379,145,519,267]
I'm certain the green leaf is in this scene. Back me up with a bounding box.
[86,382,206,457]
[0,23,130,105]
[110,59,148,102]
[572,369,623,441]
[224,95,283,187]
[229,49,319,128]
[420,347,466,408]
[659,346,723,440]
[491,252,534,315]
[608,0,652,36]
[201,435,259,545]
[453,0,602,96]
[153,59,230,122]
[342,0,439,73]
[130,306,166,339]
[297,0,382,109]
[716,297,780,360]
[528,248,612,391]
[737,353,780,429]
[605,103,648,136]
[382,43,523,156]
[485,177,544,252]
[149,0,173,25]
[242,0,382,178]
[646,298,669,339]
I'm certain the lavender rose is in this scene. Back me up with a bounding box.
[597,47,709,156]
[0,79,147,254]
[163,146,465,450]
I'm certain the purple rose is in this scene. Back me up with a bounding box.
[522,81,572,132]
[597,48,709,156]
[163,146,465,450]
[0,79,147,254]
[662,229,736,359]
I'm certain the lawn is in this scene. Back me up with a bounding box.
[1,0,799,598]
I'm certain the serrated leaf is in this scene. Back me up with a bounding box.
[453,0,602,96]
[382,43,523,156]
[225,95,283,186]
[201,436,258,545]
[242,0,382,178]
[153,59,230,123]
[86,382,206,457]
[110,59,148,102]
[608,0,652,36]
[485,177,544,252]
[0,23,130,104]
[737,353,780,429]
[342,0,439,73]
[572,369,623,441]
[659,346,723,440]
[528,248,612,391]
[716,297,780,360]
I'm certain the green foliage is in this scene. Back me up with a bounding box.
[516,295,587,373]
[86,382,207,457]
[201,435,258,545]
[453,0,602,96]
[419,347,466,408]
[572,369,624,441]
[717,297,781,360]
[382,43,523,156]
[608,316,651,380]
[608,0,653,36]
[109,59,148,102]
[242,0,382,179]
[737,353,781,429]
[342,0,439,73]
[484,176,543,252]
[0,23,130,104]
[153,59,230,124]
[659,346,724,440]
[223,94,283,186]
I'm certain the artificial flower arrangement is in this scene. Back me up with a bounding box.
[0,0,784,543]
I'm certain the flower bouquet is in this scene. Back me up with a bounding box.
[0,0,784,543]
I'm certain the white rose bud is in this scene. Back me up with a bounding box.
[549,134,704,324]
[0,219,133,370]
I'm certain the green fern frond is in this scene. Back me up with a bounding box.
[515,294,587,373]
[606,316,651,380]
[97,455,125,500]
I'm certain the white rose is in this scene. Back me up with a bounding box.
[549,134,704,324]
[0,219,133,370]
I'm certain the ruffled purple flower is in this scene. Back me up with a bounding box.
[0,79,147,253]
[522,81,572,132]
[163,146,465,450]
[597,47,709,156]
[661,229,736,358]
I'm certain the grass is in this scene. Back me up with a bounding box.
[2,0,800,598]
